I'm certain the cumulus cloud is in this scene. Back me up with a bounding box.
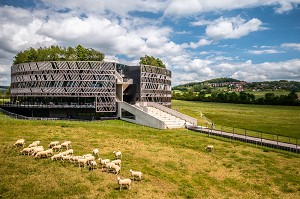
[164,0,300,16]
[201,16,265,40]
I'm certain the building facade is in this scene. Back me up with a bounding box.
[6,61,171,119]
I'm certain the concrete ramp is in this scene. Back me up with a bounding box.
[118,102,197,129]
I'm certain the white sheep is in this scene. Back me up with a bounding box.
[113,151,122,159]
[98,158,110,168]
[30,146,44,156]
[92,148,99,156]
[51,153,62,161]
[20,147,31,155]
[130,169,143,181]
[32,140,40,145]
[70,156,81,164]
[61,155,72,162]
[61,142,70,150]
[111,164,121,175]
[35,151,47,159]
[14,139,25,147]
[65,149,74,156]
[82,154,93,158]
[28,142,38,148]
[48,141,60,148]
[111,159,121,167]
[117,176,131,191]
[105,162,116,173]
[52,144,62,152]
[205,145,214,152]
[78,158,88,168]
[89,160,98,170]
[85,155,95,166]
[44,149,53,157]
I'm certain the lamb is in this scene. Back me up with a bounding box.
[98,158,110,168]
[205,145,214,152]
[35,151,47,159]
[48,141,59,148]
[111,159,121,167]
[92,148,99,156]
[117,176,131,191]
[130,169,143,181]
[113,151,122,159]
[14,139,25,147]
[111,164,121,175]
[52,144,62,152]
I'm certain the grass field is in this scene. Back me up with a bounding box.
[172,100,300,141]
[1,113,300,198]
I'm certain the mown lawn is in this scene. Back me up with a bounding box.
[172,100,300,140]
[0,113,300,198]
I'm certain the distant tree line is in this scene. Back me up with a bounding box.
[172,91,300,106]
[139,55,166,68]
[13,45,105,65]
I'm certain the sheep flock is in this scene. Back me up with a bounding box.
[14,139,142,191]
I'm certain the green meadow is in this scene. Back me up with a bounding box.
[0,111,300,198]
[172,100,300,142]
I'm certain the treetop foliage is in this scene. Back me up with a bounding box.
[13,45,105,65]
[139,55,166,68]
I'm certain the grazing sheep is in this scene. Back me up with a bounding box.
[78,158,88,168]
[28,142,38,148]
[35,151,47,159]
[82,154,93,158]
[113,151,122,159]
[111,164,121,175]
[89,160,97,170]
[92,148,99,156]
[20,147,32,155]
[32,141,40,145]
[48,141,60,148]
[105,162,116,173]
[30,146,44,156]
[52,144,62,152]
[98,158,110,168]
[130,169,143,181]
[61,155,72,162]
[70,156,81,164]
[51,153,62,161]
[45,149,53,157]
[14,139,25,147]
[85,156,95,166]
[205,145,214,152]
[64,149,74,156]
[61,142,70,150]
[111,159,121,167]
[117,176,131,191]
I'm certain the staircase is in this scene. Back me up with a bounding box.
[119,102,197,129]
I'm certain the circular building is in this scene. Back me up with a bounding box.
[6,61,171,120]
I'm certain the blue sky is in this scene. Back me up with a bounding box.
[0,0,299,86]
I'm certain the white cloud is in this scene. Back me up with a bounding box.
[204,16,265,40]
[248,49,284,54]
[281,43,300,51]
[165,0,300,16]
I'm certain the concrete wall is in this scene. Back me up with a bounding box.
[118,102,167,129]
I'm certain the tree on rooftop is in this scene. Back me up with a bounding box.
[139,55,166,68]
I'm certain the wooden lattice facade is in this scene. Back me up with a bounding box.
[8,61,171,119]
